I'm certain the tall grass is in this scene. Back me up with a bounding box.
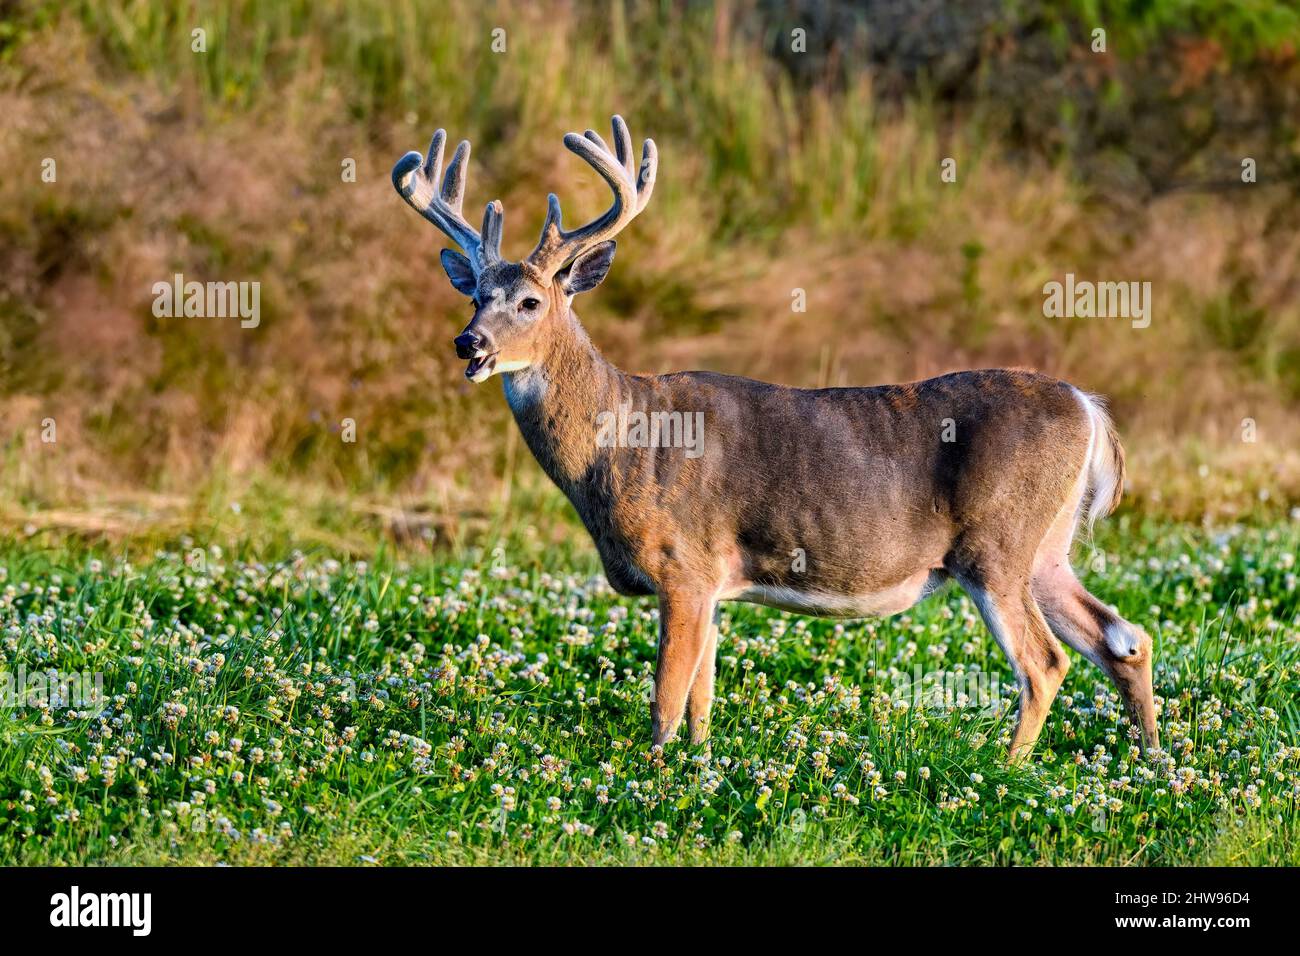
[60,0,951,240]
[0,1,1297,529]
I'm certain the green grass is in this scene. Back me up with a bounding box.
[1,517,1297,865]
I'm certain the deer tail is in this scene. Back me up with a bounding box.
[1074,388,1126,535]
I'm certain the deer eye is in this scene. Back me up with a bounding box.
[520,297,541,311]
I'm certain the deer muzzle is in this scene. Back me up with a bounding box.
[455,329,497,382]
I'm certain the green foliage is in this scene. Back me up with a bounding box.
[1,520,1297,864]
[1064,0,1300,59]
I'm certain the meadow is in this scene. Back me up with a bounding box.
[2,516,1297,866]
[1,1,1298,867]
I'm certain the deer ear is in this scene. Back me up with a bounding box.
[557,241,616,296]
[440,249,478,296]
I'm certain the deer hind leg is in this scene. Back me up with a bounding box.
[1032,563,1159,751]
[958,573,1071,761]
[652,591,715,746]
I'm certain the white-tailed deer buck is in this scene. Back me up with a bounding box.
[392,115,1158,759]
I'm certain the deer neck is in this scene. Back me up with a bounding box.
[501,309,624,492]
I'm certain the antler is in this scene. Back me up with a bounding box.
[525,115,657,281]
[392,129,503,272]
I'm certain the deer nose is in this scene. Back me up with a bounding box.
[454,330,485,359]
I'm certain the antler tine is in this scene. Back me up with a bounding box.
[610,114,636,180]
[635,136,658,201]
[440,139,470,213]
[480,200,505,266]
[525,115,658,280]
[393,128,499,269]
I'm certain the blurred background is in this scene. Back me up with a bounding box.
[0,0,1297,550]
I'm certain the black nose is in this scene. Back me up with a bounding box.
[454,331,483,360]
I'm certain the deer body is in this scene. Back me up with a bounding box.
[393,116,1159,759]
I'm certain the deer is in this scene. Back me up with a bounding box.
[391,115,1159,760]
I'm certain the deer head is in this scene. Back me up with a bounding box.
[392,115,657,382]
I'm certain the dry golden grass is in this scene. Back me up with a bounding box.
[0,3,1297,538]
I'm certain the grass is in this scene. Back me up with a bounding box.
[3,1,1300,511]
[1,516,1296,865]
[54,0,928,239]
[0,1,1298,865]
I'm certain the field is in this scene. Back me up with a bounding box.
[3,516,1297,866]
[2,1,1299,869]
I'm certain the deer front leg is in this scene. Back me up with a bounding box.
[686,606,720,745]
[652,591,713,746]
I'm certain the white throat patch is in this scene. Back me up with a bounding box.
[503,368,548,412]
